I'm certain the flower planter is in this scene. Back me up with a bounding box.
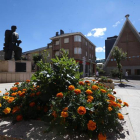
[102,82,115,89]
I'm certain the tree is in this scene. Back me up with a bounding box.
[112,46,127,82]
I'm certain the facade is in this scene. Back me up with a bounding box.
[104,15,140,77]
[50,30,96,76]
[22,46,52,71]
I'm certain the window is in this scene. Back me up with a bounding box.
[64,49,69,54]
[86,52,87,56]
[49,45,52,48]
[74,35,81,42]
[55,40,59,45]
[74,48,82,54]
[135,69,140,75]
[111,59,113,61]
[55,51,59,56]
[64,38,69,43]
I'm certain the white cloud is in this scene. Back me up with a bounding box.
[86,28,107,37]
[113,21,120,27]
[96,46,105,52]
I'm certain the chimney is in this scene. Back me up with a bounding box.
[56,32,59,36]
[60,30,64,35]
[125,14,130,19]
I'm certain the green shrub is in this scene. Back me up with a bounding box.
[110,69,119,78]
[98,76,113,83]
[31,49,81,103]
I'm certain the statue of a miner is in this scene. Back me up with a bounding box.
[3,25,22,60]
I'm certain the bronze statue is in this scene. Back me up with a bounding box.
[3,25,22,60]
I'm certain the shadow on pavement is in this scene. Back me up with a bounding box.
[115,83,135,88]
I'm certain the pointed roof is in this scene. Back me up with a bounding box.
[104,15,140,68]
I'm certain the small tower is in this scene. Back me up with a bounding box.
[125,14,130,19]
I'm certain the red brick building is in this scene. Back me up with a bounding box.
[50,30,96,76]
[104,15,140,77]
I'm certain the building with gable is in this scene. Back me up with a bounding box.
[104,15,140,77]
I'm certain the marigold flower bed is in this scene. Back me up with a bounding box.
[0,79,129,140]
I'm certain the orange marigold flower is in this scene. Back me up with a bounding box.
[61,111,68,118]
[7,97,15,103]
[11,92,17,96]
[108,107,112,111]
[29,102,35,107]
[68,85,75,91]
[87,99,92,103]
[0,103,2,107]
[0,91,1,93]
[22,89,27,91]
[85,80,90,83]
[3,107,11,114]
[36,91,41,96]
[14,82,19,85]
[19,91,25,97]
[12,106,20,114]
[16,115,23,121]
[118,113,124,120]
[117,103,121,108]
[92,79,96,82]
[77,106,86,115]
[87,83,91,86]
[17,91,21,95]
[87,95,94,100]
[11,87,18,91]
[87,120,96,131]
[74,89,81,95]
[108,100,118,107]
[56,92,63,98]
[92,85,99,90]
[98,133,107,140]
[108,94,115,101]
[30,93,35,97]
[100,89,107,93]
[117,99,122,103]
[63,107,68,112]
[123,102,129,107]
[3,96,9,100]
[79,81,85,85]
[26,80,30,83]
[4,92,9,95]
[86,89,93,95]
[52,111,57,118]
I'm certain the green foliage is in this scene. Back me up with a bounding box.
[45,81,125,138]
[33,53,42,64]
[112,46,127,82]
[96,66,105,75]
[31,49,81,103]
[0,81,47,121]
[110,69,119,78]
[98,76,113,83]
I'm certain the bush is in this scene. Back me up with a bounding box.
[0,81,48,121]
[31,49,81,103]
[110,69,119,78]
[98,76,113,83]
[44,80,128,139]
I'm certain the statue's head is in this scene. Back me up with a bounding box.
[11,25,17,32]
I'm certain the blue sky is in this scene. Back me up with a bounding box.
[0,0,140,59]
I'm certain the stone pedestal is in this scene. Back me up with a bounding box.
[0,60,34,83]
